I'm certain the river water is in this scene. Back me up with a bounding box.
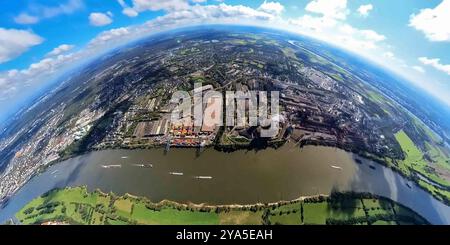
[1,144,449,224]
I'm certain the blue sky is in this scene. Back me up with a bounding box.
[1,0,450,123]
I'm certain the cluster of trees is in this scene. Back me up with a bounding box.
[326,216,368,225]
[36,201,61,212]
[329,191,377,200]
[23,207,35,215]
[41,188,60,198]
[215,142,249,152]
[20,202,61,223]
[262,209,271,225]
[325,213,420,225]
[303,195,327,203]
[75,204,93,223]
[215,138,286,152]
[214,205,266,214]
[273,210,299,216]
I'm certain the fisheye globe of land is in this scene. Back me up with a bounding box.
[1,26,450,225]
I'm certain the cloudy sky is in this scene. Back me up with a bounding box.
[0,0,450,123]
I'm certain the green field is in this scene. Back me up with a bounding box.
[130,202,219,225]
[362,198,394,217]
[394,130,450,203]
[301,198,367,225]
[395,130,424,166]
[16,187,111,225]
[395,129,450,184]
[372,220,396,225]
[269,212,301,225]
[218,211,263,225]
[14,187,429,225]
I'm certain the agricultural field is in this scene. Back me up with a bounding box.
[218,211,263,225]
[14,187,429,225]
[394,129,450,203]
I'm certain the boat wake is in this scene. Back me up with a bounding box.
[194,176,213,180]
[169,172,183,176]
[131,163,153,168]
[101,164,122,169]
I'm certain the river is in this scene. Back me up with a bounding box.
[1,144,449,224]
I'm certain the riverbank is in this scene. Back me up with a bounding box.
[12,186,428,225]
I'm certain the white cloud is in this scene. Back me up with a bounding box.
[21,54,77,78]
[123,8,139,17]
[288,1,384,53]
[133,0,190,12]
[357,4,373,17]
[258,1,285,16]
[383,51,394,59]
[360,29,385,42]
[335,23,386,49]
[419,57,450,75]
[118,0,282,19]
[46,44,75,57]
[0,28,43,64]
[90,3,278,49]
[118,0,190,17]
[14,13,39,24]
[1,1,282,97]
[409,0,450,42]
[289,15,337,32]
[2,0,434,110]
[412,65,425,73]
[148,3,276,27]
[13,0,83,24]
[88,27,130,47]
[0,51,79,104]
[117,0,138,17]
[0,2,279,105]
[305,0,348,20]
[381,51,407,68]
[89,12,113,26]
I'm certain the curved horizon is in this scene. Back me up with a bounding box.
[2,24,450,143]
[1,1,450,124]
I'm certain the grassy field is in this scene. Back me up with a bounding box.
[362,198,394,217]
[395,130,450,184]
[130,203,219,225]
[394,130,450,203]
[14,187,429,225]
[16,186,111,225]
[302,202,329,224]
[269,212,301,225]
[300,198,366,225]
[372,220,396,225]
[218,211,263,225]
